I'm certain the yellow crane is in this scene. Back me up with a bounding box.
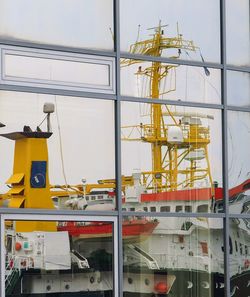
[121,23,214,194]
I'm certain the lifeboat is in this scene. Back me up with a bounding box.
[57,217,158,242]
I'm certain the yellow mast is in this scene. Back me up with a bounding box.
[121,23,214,194]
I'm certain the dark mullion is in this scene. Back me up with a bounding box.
[220,0,230,296]
[227,105,250,113]
[226,65,250,73]
[0,208,118,217]
[222,108,230,297]
[0,39,116,58]
[229,214,250,219]
[121,52,223,69]
[0,84,116,101]
[114,0,123,297]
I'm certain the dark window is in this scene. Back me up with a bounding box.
[185,205,192,212]
[240,243,243,255]
[160,206,170,212]
[197,204,209,212]
[229,237,233,254]
[176,206,182,212]
[235,241,238,252]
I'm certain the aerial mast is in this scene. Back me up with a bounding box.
[121,22,214,194]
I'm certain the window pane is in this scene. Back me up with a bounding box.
[230,218,250,295]
[228,111,250,214]
[121,102,223,213]
[123,216,224,297]
[120,0,220,63]
[226,0,250,66]
[0,0,114,51]
[4,219,114,296]
[121,58,221,104]
[0,91,115,211]
[227,71,250,107]
[0,49,115,94]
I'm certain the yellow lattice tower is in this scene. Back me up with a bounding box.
[121,23,214,194]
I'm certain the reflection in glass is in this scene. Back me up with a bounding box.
[0,91,115,211]
[123,216,224,297]
[0,0,113,50]
[4,219,113,296]
[226,0,250,66]
[120,0,220,63]
[3,52,113,93]
[227,71,250,107]
[228,111,250,214]
[121,102,223,213]
[230,218,250,297]
[121,59,221,104]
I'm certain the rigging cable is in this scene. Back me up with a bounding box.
[37,114,47,129]
[184,51,220,100]
[54,95,70,194]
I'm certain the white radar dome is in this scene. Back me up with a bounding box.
[168,126,184,143]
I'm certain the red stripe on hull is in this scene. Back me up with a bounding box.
[141,188,219,202]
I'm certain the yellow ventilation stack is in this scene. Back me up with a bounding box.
[2,129,56,232]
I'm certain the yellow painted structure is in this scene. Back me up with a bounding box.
[121,24,214,195]
[3,132,56,232]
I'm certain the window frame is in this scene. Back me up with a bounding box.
[0,213,118,297]
[0,45,116,95]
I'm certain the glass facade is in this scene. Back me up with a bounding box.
[227,71,250,107]
[229,218,250,296]
[0,1,249,297]
[0,0,114,50]
[121,102,223,213]
[226,0,250,66]
[121,60,221,104]
[228,111,250,215]
[123,216,224,297]
[4,218,114,296]
[120,0,221,63]
[0,91,116,211]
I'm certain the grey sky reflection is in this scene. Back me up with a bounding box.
[0,0,113,50]
[120,0,221,63]
[228,111,250,188]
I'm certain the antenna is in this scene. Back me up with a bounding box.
[109,27,114,41]
[43,103,55,132]
[147,23,169,32]
[136,24,141,43]
[177,22,180,37]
